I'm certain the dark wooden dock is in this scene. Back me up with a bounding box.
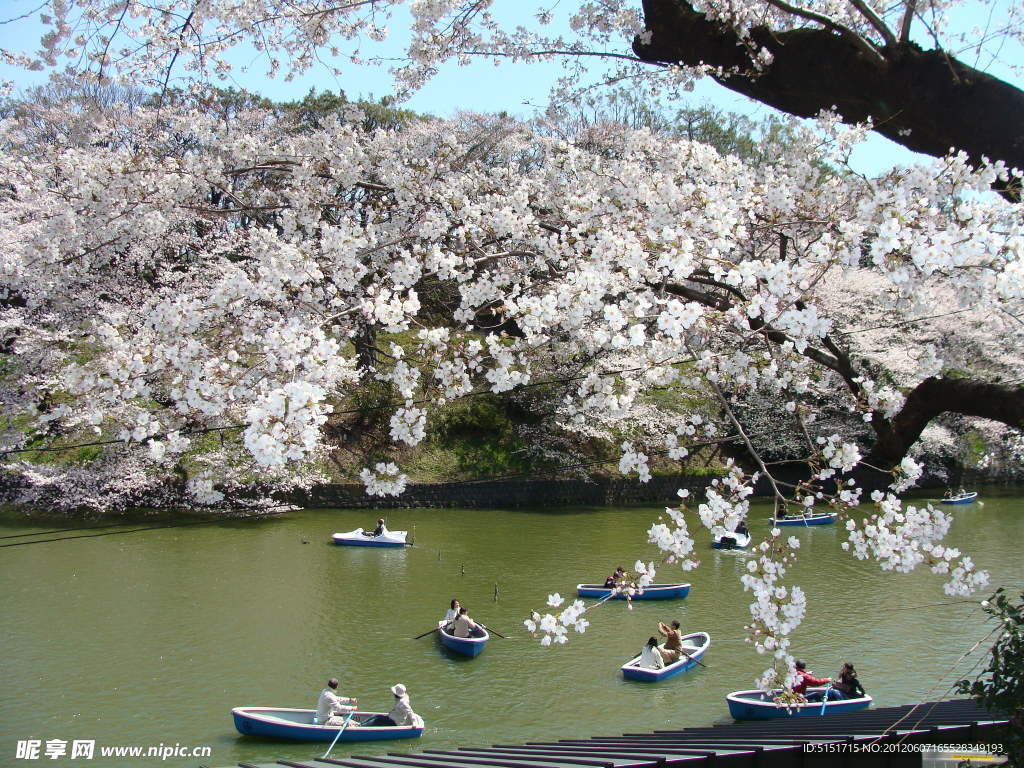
[213,698,1010,768]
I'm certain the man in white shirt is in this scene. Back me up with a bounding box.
[316,678,357,726]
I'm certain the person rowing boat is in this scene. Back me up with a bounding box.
[316,678,356,726]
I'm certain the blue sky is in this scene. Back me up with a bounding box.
[2,0,1008,176]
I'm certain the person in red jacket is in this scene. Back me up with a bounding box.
[792,659,831,696]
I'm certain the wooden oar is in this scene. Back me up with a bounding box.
[676,645,708,669]
[321,709,356,759]
[413,626,442,640]
[478,623,506,639]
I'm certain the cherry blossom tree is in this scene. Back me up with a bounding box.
[6,0,1023,176]
[1,90,1006,674]
[1,0,1020,696]
[6,0,1023,468]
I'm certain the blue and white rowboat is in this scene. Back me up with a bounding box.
[332,528,409,547]
[438,621,489,657]
[941,491,978,505]
[726,688,873,720]
[576,583,691,600]
[231,707,424,741]
[621,632,711,682]
[770,512,838,527]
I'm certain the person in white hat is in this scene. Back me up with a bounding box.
[386,684,421,726]
[362,684,422,728]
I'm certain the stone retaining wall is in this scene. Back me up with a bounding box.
[285,463,933,510]
[287,475,715,509]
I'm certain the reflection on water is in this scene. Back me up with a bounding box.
[1,487,1022,767]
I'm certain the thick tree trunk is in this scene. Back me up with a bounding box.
[354,320,378,371]
[871,377,1024,467]
[634,0,1024,183]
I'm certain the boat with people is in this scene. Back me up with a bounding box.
[711,529,751,549]
[231,707,424,741]
[769,511,838,526]
[332,528,410,547]
[621,631,711,681]
[941,490,978,505]
[725,688,873,719]
[438,620,489,657]
[576,583,691,600]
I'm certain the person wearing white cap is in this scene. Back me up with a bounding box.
[386,684,418,726]
[361,684,423,728]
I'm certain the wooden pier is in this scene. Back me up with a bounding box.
[214,698,1009,768]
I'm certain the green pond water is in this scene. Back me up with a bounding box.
[1,487,1022,767]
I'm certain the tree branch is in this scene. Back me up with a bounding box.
[761,0,887,64]
[846,0,898,47]
[634,0,1024,194]
[663,277,1024,468]
[898,0,916,43]
[663,280,846,372]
